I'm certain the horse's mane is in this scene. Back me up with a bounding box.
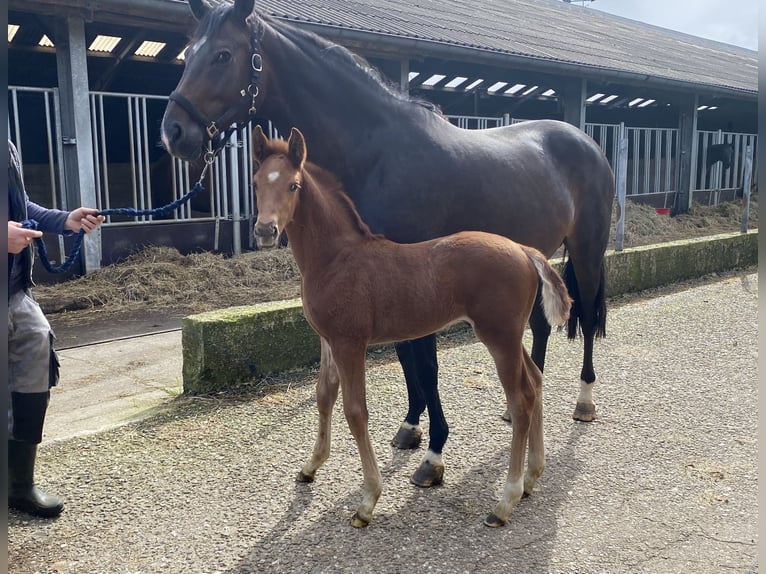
[193,4,441,116]
[261,138,381,241]
[254,11,443,116]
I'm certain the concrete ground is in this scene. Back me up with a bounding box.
[9,270,758,574]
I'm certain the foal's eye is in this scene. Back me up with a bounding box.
[214,51,232,64]
[289,182,300,193]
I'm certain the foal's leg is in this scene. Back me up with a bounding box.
[522,349,545,496]
[483,344,535,527]
[503,294,550,422]
[298,338,340,482]
[333,341,383,528]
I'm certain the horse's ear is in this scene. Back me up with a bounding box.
[188,0,210,21]
[287,128,307,169]
[252,125,268,166]
[232,0,255,21]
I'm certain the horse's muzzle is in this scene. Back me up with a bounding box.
[160,109,205,161]
[254,221,279,249]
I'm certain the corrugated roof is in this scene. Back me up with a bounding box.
[202,0,757,95]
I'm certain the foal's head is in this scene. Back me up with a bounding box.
[252,125,307,249]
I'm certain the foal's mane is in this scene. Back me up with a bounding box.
[261,138,381,241]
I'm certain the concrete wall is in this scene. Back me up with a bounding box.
[182,231,758,394]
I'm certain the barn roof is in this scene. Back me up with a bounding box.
[11,0,758,97]
[214,0,758,96]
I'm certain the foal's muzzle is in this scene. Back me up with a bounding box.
[254,220,279,249]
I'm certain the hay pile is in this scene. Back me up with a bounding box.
[36,247,302,316]
[614,198,757,247]
[35,198,756,318]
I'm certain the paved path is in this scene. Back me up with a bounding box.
[9,271,758,574]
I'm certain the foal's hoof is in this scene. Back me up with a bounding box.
[350,512,370,528]
[391,425,423,450]
[410,459,444,488]
[572,402,596,422]
[483,512,507,528]
[501,409,512,423]
[296,470,315,483]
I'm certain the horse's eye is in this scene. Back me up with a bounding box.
[214,51,232,64]
[289,182,300,193]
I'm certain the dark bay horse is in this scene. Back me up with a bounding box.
[251,126,572,527]
[160,0,614,479]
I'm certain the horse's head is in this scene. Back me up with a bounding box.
[252,126,307,249]
[161,0,261,160]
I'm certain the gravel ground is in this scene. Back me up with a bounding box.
[8,271,758,574]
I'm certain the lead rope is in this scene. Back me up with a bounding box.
[22,154,216,274]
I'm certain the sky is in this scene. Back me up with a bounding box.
[579,0,758,50]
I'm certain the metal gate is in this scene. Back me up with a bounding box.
[693,130,758,204]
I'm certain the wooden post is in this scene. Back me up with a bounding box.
[740,145,753,233]
[561,77,586,131]
[399,59,410,94]
[673,94,698,215]
[614,123,628,251]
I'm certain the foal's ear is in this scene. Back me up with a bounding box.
[287,128,307,168]
[189,0,210,21]
[251,125,268,167]
[232,0,255,21]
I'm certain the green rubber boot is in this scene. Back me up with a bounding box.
[8,440,64,518]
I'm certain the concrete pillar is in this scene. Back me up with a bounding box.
[561,77,586,130]
[674,94,698,215]
[55,16,101,272]
[399,59,410,94]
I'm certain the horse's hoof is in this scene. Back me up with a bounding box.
[410,459,444,488]
[391,425,422,450]
[296,470,315,483]
[350,512,370,528]
[483,512,507,528]
[573,402,596,422]
[501,410,512,423]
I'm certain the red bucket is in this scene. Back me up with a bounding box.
[655,207,671,216]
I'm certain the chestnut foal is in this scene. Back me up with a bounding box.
[251,126,572,528]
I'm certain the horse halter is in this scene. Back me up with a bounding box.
[168,25,262,154]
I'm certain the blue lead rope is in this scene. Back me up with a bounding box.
[22,180,207,274]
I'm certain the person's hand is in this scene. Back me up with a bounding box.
[65,208,105,233]
[8,221,43,254]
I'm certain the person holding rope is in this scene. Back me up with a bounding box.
[7,139,104,518]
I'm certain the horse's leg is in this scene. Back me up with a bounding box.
[333,340,383,528]
[564,254,607,423]
[298,338,340,482]
[482,343,534,527]
[391,339,427,449]
[405,336,450,488]
[522,349,545,496]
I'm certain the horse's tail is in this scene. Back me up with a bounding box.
[521,246,572,328]
[562,256,607,340]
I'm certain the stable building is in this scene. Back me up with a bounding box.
[8,0,758,279]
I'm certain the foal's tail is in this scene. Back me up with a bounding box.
[521,246,573,328]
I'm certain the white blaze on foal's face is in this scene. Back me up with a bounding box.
[254,157,301,235]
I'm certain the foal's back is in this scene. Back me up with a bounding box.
[304,228,540,346]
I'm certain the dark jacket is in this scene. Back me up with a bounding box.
[8,140,71,297]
